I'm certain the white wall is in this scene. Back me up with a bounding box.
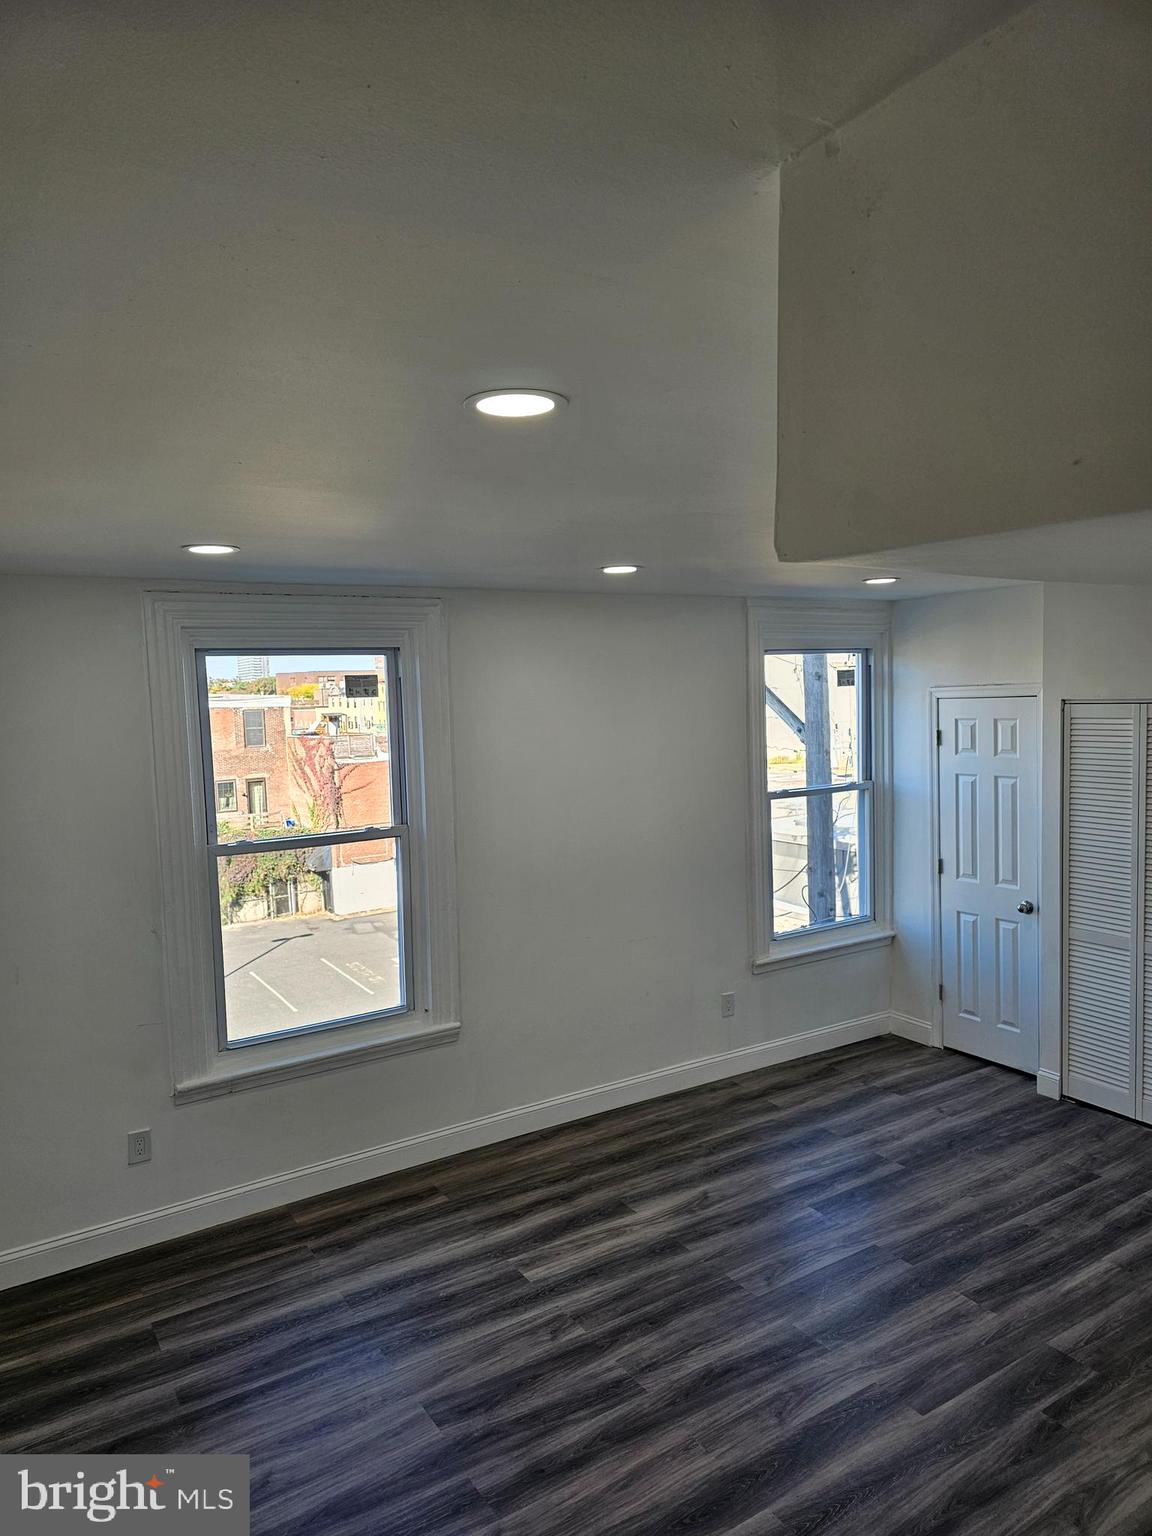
[0,576,890,1280]
[775,0,1152,563]
[1037,584,1152,1082]
[891,585,1044,1025]
[892,580,1152,1090]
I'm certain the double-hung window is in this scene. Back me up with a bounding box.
[206,650,408,1043]
[241,708,266,748]
[145,591,460,1100]
[749,605,892,968]
[764,648,872,936]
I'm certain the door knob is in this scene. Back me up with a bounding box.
[1017,900,1035,914]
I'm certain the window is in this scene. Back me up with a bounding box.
[208,654,407,1046]
[749,605,892,968]
[241,708,266,748]
[145,591,460,1100]
[244,776,268,817]
[764,651,871,937]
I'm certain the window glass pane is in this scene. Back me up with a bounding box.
[215,835,405,1042]
[242,709,266,747]
[771,788,869,937]
[216,780,237,813]
[764,651,864,792]
[204,651,396,842]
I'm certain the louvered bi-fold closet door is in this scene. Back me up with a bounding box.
[1142,709,1152,1123]
[1063,702,1141,1117]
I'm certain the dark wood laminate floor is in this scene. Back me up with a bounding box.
[7,1038,1152,1535]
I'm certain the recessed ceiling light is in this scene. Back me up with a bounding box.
[602,564,640,576]
[184,543,239,556]
[467,390,566,418]
[863,576,899,585]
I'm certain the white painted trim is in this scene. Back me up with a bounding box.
[142,589,461,1098]
[746,600,893,970]
[929,684,1043,697]
[172,1020,462,1103]
[1037,1068,1062,1099]
[928,684,1042,1060]
[889,1012,935,1048]
[0,1009,916,1290]
[752,927,895,972]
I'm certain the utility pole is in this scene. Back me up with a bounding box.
[802,656,837,925]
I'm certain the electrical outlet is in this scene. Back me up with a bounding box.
[127,1129,152,1166]
[720,992,736,1019]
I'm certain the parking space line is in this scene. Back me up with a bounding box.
[321,956,375,995]
[249,971,298,1012]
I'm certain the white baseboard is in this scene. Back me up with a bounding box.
[888,1012,935,1048]
[1037,1068,1061,1099]
[0,1010,914,1291]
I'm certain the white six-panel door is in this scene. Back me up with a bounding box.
[938,695,1040,1073]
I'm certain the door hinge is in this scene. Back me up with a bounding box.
[939,982,944,1002]
[936,727,943,747]
[938,857,944,875]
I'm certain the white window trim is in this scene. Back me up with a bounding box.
[747,601,894,971]
[144,589,461,1102]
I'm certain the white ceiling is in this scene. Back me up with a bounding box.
[1,0,1028,597]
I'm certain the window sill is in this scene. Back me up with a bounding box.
[752,927,895,974]
[173,1018,461,1103]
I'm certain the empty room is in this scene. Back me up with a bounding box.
[2,2,1151,1532]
